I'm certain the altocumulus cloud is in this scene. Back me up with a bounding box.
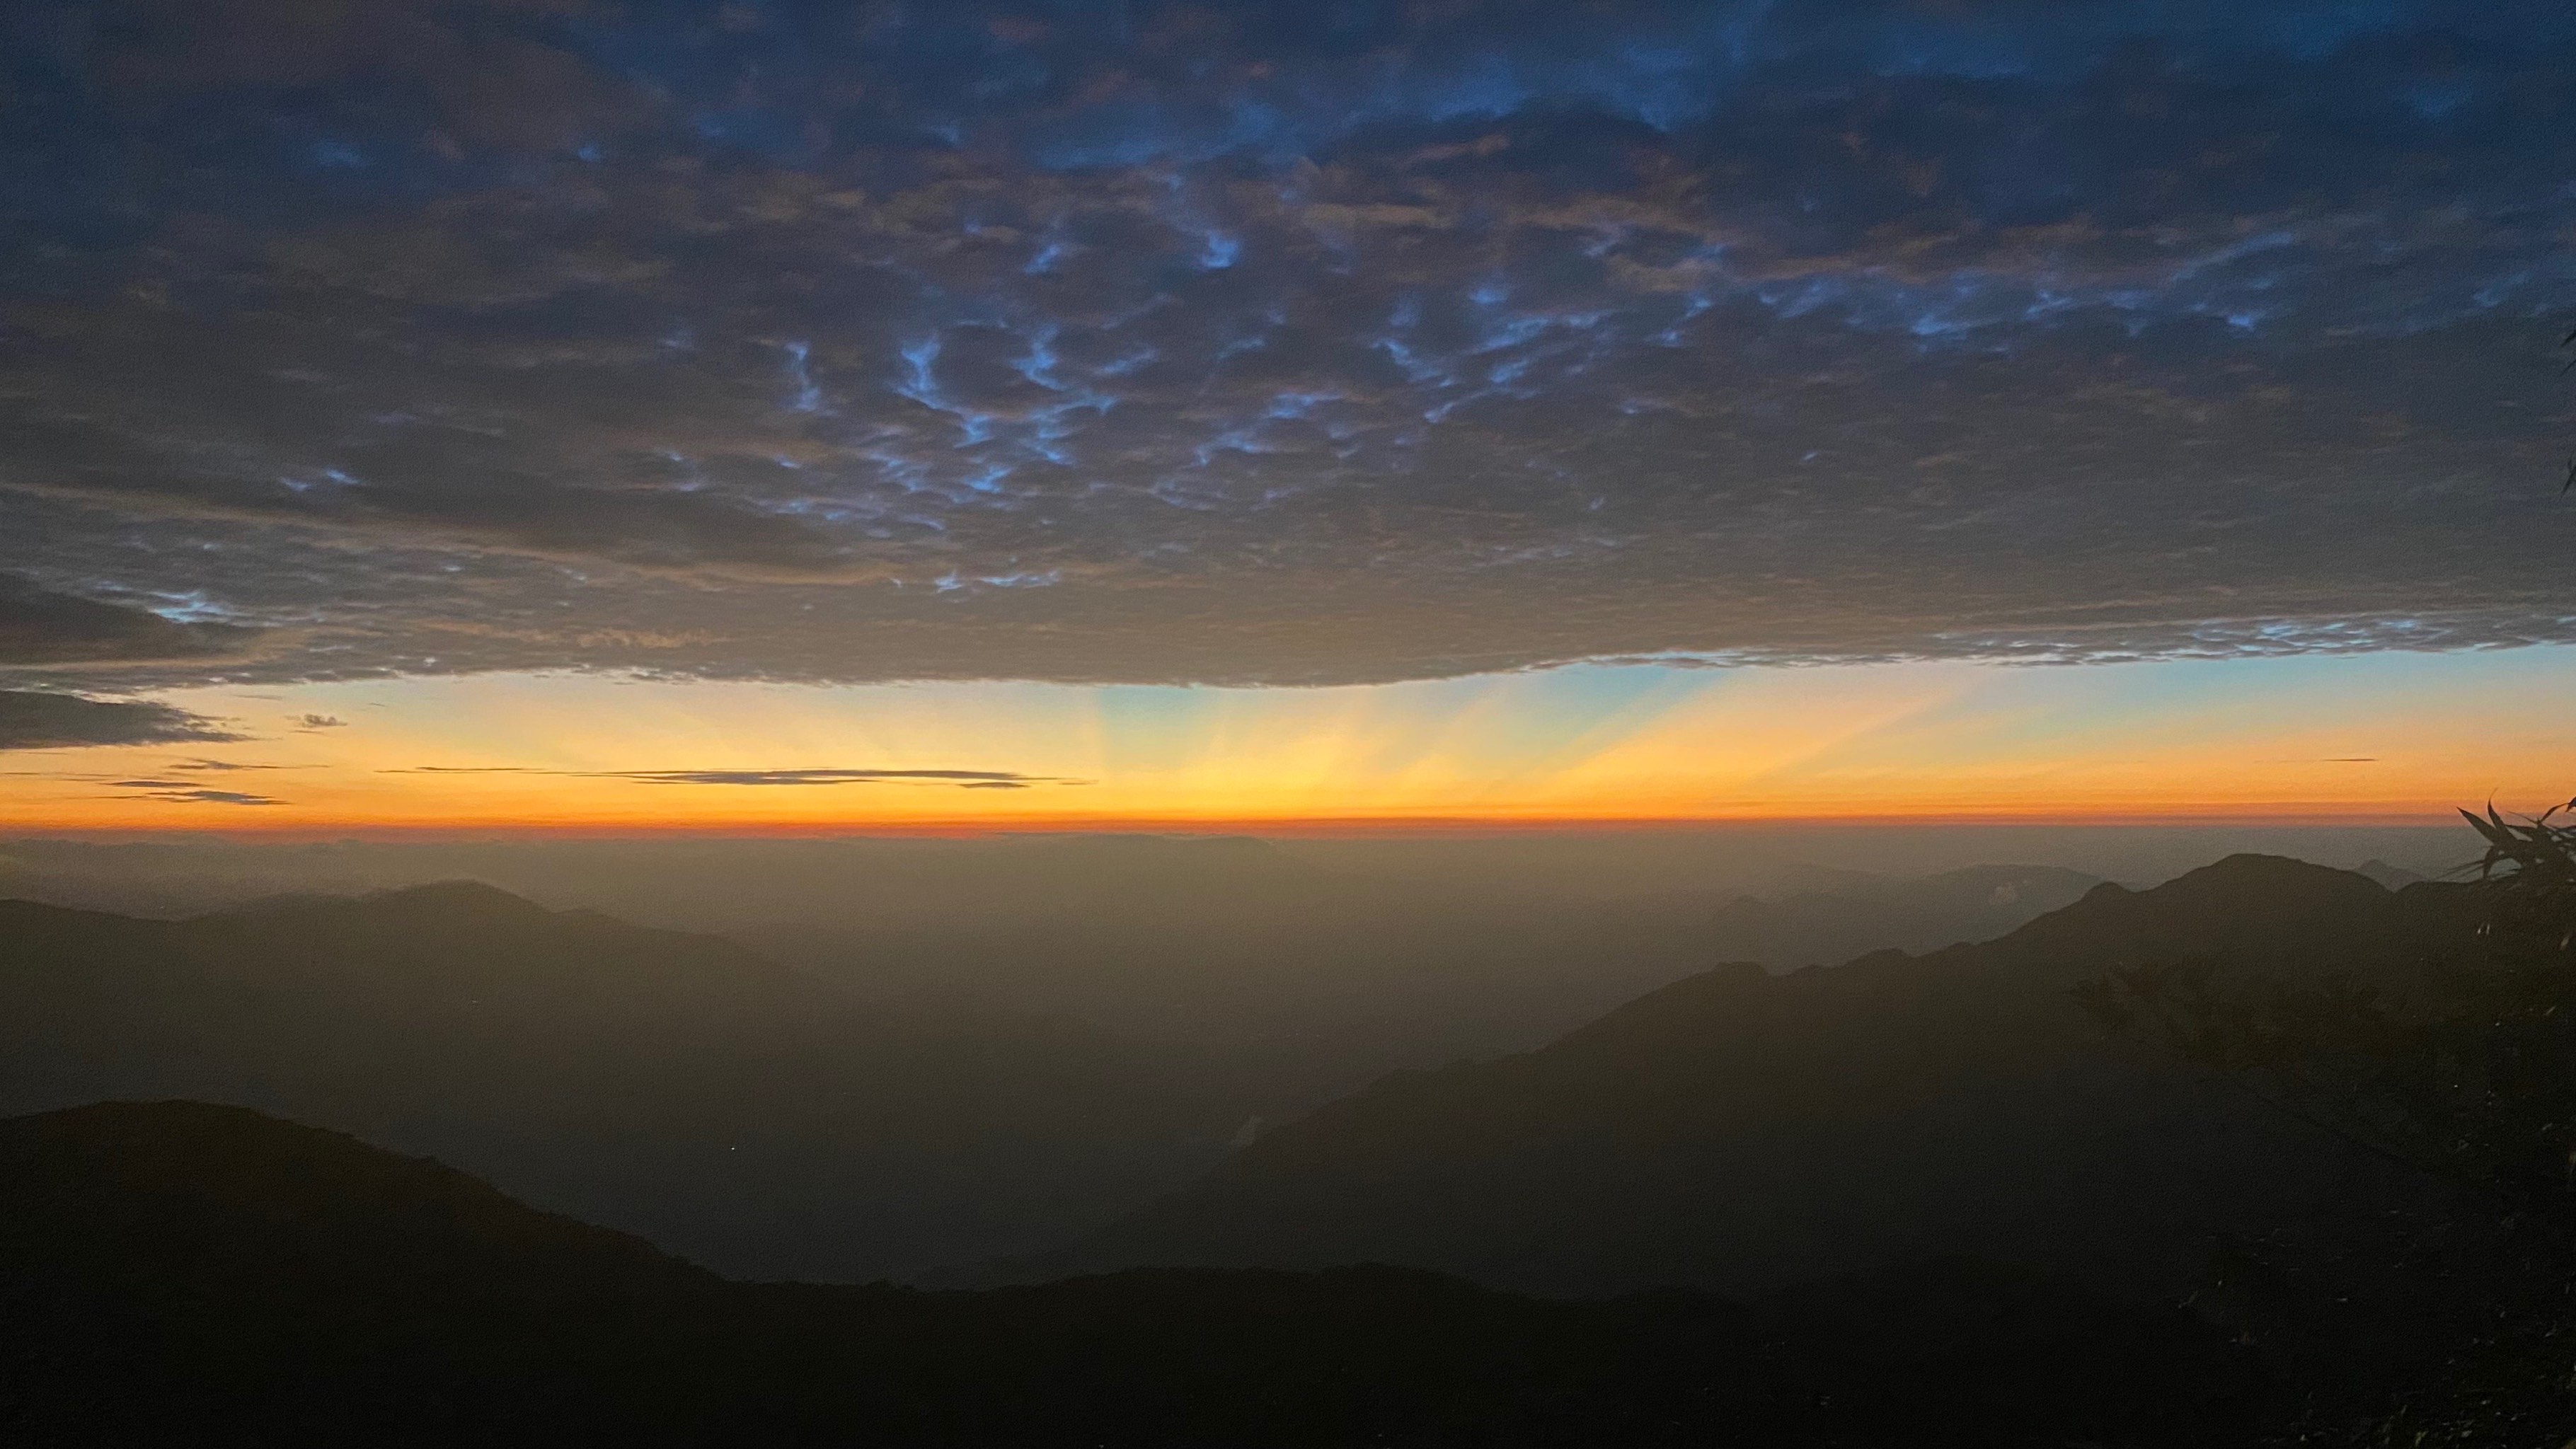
[0,0,2572,691]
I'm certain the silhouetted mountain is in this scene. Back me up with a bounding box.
[2351,858,2430,891]
[23,863,2115,1283]
[0,885,1252,1279]
[749,861,2106,1112]
[1033,856,2469,1298]
[2,833,2106,1118]
[0,1100,2251,1448]
[0,1100,711,1444]
[1669,862,2105,969]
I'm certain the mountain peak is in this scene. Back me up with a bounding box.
[1991,853,2400,966]
[360,879,556,919]
[2176,851,2367,884]
[2149,853,2393,911]
[2353,858,2430,891]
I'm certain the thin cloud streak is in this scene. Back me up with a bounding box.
[382,766,1086,789]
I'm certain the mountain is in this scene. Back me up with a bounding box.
[2,831,2106,1118]
[1031,856,2470,1298]
[0,884,1251,1280]
[0,1100,2250,1448]
[1665,862,2105,969]
[0,861,2106,1280]
[747,861,2105,1112]
[2351,858,2431,891]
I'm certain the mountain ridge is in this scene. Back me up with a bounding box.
[1011,855,2465,1297]
[0,1098,2250,1448]
[0,886,1251,1280]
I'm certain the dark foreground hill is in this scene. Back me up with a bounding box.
[0,884,1250,1279]
[1036,856,2475,1299]
[0,1101,2253,1448]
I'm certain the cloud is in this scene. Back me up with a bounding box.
[292,714,348,730]
[384,765,1079,789]
[0,691,242,751]
[90,779,283,806]
[595,768,1075,787]
[0,575,258,666]
[0,1,2571,688]
[1,754,290,801]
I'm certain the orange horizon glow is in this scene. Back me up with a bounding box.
[4,649,2570,834]
[0,807,2487,840]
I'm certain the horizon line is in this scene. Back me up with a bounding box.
[0,807,2487,843]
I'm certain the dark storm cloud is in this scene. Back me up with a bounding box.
[2,1,2572,688]
[0,691,241,749]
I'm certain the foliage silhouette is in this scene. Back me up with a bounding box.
[2076,809,2576,1445]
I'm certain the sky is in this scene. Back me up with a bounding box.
[4,647,2572,830]
[1,0,2571,832]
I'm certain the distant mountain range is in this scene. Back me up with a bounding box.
[2,850,2555,1443]
[1024,856,2470,1299]
[0,1099,2250,1447]
[2351,858,2431,891]
[0,858,2109,1280]
[746,860,2108,1109]
[0,855,2460,1294]
[0,883,1250,1279]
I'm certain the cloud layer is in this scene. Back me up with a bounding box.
[0,575,258,666]
[0,692,238,751]
[2,0,2572,688]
